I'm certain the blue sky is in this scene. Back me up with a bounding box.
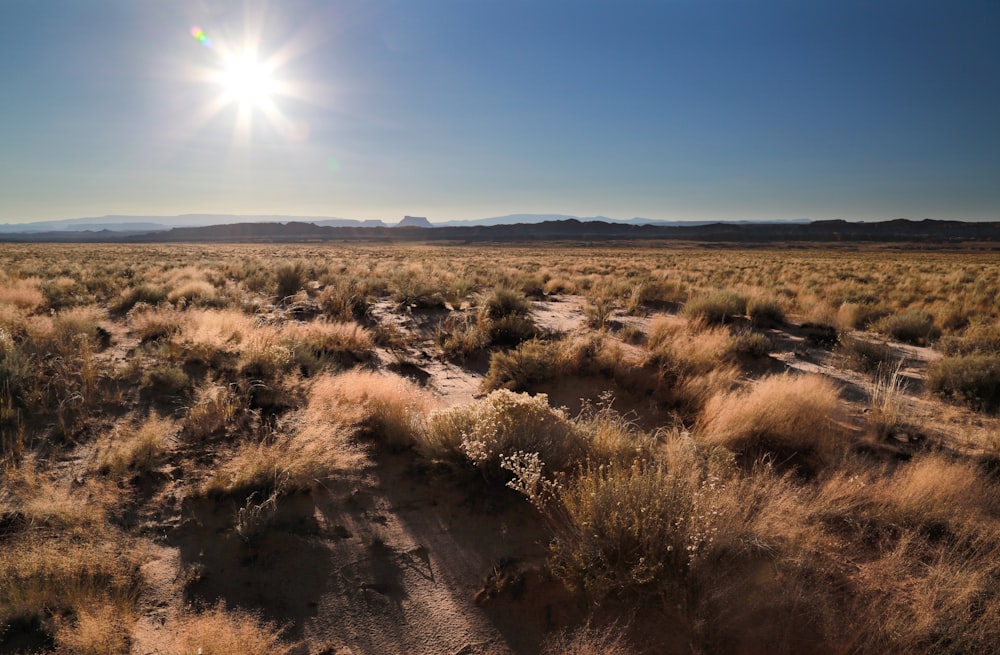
[1,0,997,223]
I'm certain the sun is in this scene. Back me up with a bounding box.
[187,24,313,144]
[221,54,274,109]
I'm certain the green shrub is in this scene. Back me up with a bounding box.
[483,339,557,391]
[876,310,940,345]
[485,314,537,346]
[747,298,784,327]
[114,284,167,314]
[683,291,747,325]
[927,354,1000,412]
[838,335,897,373]
[274,262,306,299]
[939,321,1000,356]
[144,365,190,396]
[483,288,531,320]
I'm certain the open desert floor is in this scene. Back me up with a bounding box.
[2,241,1000,654]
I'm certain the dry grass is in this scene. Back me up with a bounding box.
[1,459,109,532]
[167,278,218,305]
[699,374,845,473]
[542,625,635,655]
[171,603,294,655]
[3,243,1000,654]
[0,533,144,642]
[867,361,907,439]
[183,380,244,441]
[53,601,133,655]
[201,423,359,498]
[128,305,182,342]
[284,319,374,371]
[305,370,433,447]
[97,413,175,477]
[0,276,45,310]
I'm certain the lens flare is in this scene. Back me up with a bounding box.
[190,26,213,49]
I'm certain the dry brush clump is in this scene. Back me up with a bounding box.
[682,290,748,325]
[201,420,360,500]
[169,603,295,655]
[96,413,175,478]
[304,369,433,447]
[505,432,838,652]
[927,352,1000,413]
[421,389,585,479]
[0,530,145,652]
[699,374,846,475]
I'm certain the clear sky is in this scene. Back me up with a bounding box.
[1,0,998,223]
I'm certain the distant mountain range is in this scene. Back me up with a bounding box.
[0,213,811,234]
[1,217,997,244]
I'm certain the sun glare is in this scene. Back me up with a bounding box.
[187,22,315,145]
[221,55,274,108]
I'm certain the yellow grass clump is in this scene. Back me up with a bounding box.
[201,422,360,499]
[305,370,433,447]
[0,276,44,310]
[97,413,175,477]
[699,374,845,473]
[170,603,294,655]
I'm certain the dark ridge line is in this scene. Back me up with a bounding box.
[1,218,999,244]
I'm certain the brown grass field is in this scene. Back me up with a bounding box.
[1,241,1000,654]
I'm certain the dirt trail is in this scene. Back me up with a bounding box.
[150,452,566,655]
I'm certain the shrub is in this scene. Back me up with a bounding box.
[483,339,557,391]
[167,279,217,305]
[876,310,940,345]
[483,287,532,320]
[144,365,191,396]
[436,312,487,360]
[542,626,635,655]
[41,277,81,311]
[940,320,1000,355]
[184,382,243,441]
[202,423,359,499]
[731,330,774,358]
[97,414,175,477]
[836,302,891,330]
[927,353,1000,412]
[625,279,686,312]
[127,306,181,342]
[0,534,144,641]
[54,602,132,655]
[113,284,166,314]
[484,314,537,346]
[699,374,844,474]
[683,290,747,325]
[747,297,785,327]
[274,262,307,299]
[305,370,432,447]
[867,362,907,439]
[285,320,373,373]
[317,281,369,321]
[647,316,733,375]
[172,604,294,655]
[51,307,105,351]
[583,296,616,330]
[426,390,584,480]
[838,335,897,373]
[0,330,33,424]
